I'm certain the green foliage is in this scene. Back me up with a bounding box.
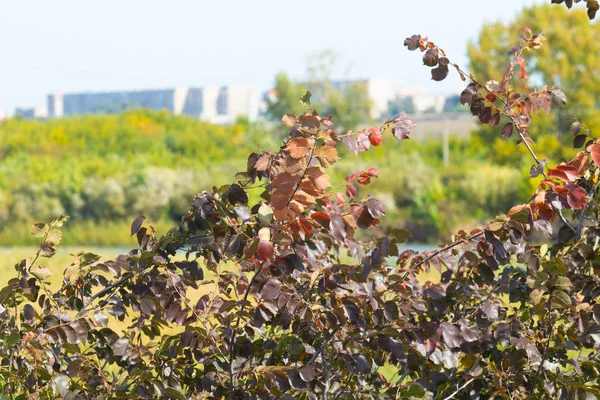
[266,51,373,130]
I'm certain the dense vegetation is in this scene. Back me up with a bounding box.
[2,2,600,397]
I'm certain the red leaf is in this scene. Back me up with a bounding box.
[565,184,587,210]
[588,143,600,167]
[257,240,274,262]
[345,184,357,198]
[336,192,345,206]
[547,164,580,183]
[516,57,527,80]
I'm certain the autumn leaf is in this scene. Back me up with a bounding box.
[304,167,330,191]
[287,137,314,159]
[273,172,297,193]
[313,145,338,167]
[587,142,600,167]
[356,132,370,152]
[341,136,359,155]
[565,184,587,210]
[366,197,386,218]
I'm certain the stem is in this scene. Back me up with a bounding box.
[228,261,263,394]
[76,272,133,318]
[401,231,485,281]
[558,209,576,234]
[442,378,475,400]
[576,181,599,239]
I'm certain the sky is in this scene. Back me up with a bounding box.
[0,0,543,112]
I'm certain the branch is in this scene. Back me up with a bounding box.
[400,231,485,281]
[558,209,577,234]
[307,327,339,365]
[576,181,600,239]
[228,262,263,394]
[442,378,475,400]
[76,272,134,318]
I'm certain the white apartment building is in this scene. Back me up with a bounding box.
[46,85,259,124]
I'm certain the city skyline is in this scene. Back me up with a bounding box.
[0,0,543,113]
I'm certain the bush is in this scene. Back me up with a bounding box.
[2,6,600,398]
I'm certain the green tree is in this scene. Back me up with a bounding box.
[265,51,373,130]
[468,4,600,150]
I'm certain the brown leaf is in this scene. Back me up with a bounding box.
[282,114,296,127]
[273,172,297,193]
[304,167,330,191]
[271,189,292,211]
[281,155,307,175]
[293,190,316,206]
[287,137,314,159]
[255,154,271,171]
[313,145,339,167]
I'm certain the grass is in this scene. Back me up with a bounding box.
[0,218,177,247]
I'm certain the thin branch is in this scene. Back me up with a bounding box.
[442,378,475,400]
[228,261,263,394]
[400,231,485,281]
[76,272,133,318]
[557,209,576,233]
[307,327,339,365]
[577,181,600,239]
[517,131,548,179]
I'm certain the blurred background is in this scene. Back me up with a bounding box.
[0,0,598,258]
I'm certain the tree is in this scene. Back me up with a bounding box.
[468,4,600,144]
[5,3,600,399]
[265,51,372,131]
[387,95,415,115]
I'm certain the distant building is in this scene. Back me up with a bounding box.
[0,109,11,121]
[400,88,447,114]
[330,78,404,119]
[15,107,47,119]
[47,85,258,124]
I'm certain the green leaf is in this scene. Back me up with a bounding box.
[553,276,573,291]
[402,383,425,398]
[388,228,411,244]
[31,223,48,238]
[544,261,567,275]
[552,290,572,308]
[258,203,273,226]
[300,91,312,108]
[50,215,69,228]
[529,289,545,305]
[164,388,186,400]
[5,332,21,346]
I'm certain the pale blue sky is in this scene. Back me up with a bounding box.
[0,0,543,111]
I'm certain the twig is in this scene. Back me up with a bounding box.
[228,261,263,394]
[307,327,339,365]
[517,131,547,179]
[557,209,576,233]
[576,181,600,239]
[76,272,133,318]
[400,231,485,281]
[442,378,475,400]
